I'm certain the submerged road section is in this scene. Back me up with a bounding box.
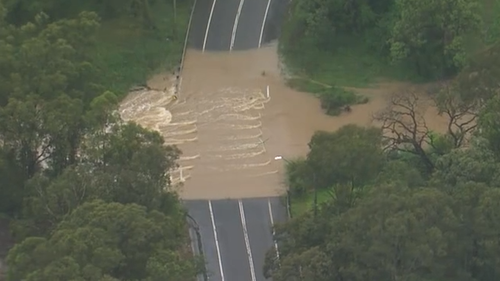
[188,0,287,51]
[186,197,287,281]
[181,0,290,280]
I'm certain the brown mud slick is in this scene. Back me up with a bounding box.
[120,43,448,200]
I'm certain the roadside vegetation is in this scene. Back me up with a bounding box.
[279,0,500,114]
[266,0,500,279]
[0,0,200,280]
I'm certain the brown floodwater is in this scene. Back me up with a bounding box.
[119,43,448,200]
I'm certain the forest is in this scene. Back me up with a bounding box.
[0,0,199,280]
[265,0,500,280]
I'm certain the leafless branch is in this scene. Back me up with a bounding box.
[373,89,434,171]
[432,82,479,148]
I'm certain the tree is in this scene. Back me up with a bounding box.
[267,184,463,281]
[431,139,500,190]
[0,147,25,214]
[9,119,182,239]
[458,42,500,103]
[269,247,333,281]
[0,2,197,279]
[373,89,435,172]
[478,95,500,158]
[12,167,102,239]
[376,159,425,188]
[80,121,181,211]
[284,156,311,196]
[6,200,197,281]
[444,182,500,280]
[0,1,14,106]
[7,11,101,104]
[389,0,482,77]
[307,124,384,189]
[0,95,84,180]
[432,82,479,149]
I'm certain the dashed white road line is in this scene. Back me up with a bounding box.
[267,199,280,261]
[209,200,225,281]
[238,200,257,281]
[230,0,246,51]
[203,0,218,52]
[259,0,272,48]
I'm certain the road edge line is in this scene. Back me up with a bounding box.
[176,0,197,96]
[267,199,281,262]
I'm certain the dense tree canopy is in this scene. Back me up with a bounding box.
[7,200,195,281]
[0,0,197,279]
[270,130,500,281]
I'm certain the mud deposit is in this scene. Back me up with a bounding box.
[120,43,448,199]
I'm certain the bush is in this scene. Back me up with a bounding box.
[286,77,368,116]
[318,86,367,116]
[284,157,311,197]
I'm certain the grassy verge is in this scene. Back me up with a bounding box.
[290,189,331,217]
[91,0,193,96]
[280,35,420,89]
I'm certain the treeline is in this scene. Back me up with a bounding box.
[4,0,159,27]
[0,0,198,280]
[280,0,496,79]
[264,42,500,280]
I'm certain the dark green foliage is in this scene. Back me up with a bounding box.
[318,87,367,116]
[280,0,496,88]
[0,0,197,279]
[286,78,368,115]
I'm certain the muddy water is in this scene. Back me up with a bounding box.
[119,43,448,200]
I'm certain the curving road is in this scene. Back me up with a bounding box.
[184,0,289,280]
[188,0,287,51]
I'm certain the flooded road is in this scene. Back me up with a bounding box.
[119,43,448,199]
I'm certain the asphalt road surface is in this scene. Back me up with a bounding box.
[186,197,287,281]
[188,0,288,51]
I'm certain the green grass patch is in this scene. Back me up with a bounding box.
[91,0,193,96]
[290,188,331,217]
[281,36,421,89]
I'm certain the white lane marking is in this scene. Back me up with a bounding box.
[259,0,272,48]
[238,200,257,281]
[268,199,280,261]
[266,85,270,99]
[203,0,218,52]
[230,0,246,51]
[209,200,225,281]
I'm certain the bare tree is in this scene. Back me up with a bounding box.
[373,89,434,172]
[432,82,479,148]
